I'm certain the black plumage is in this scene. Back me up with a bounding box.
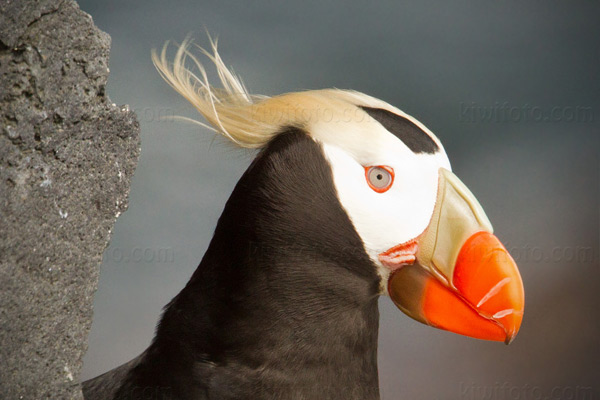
[360,106,440,154]
[83,128,381,400]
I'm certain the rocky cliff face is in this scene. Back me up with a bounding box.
[0,1,140,398]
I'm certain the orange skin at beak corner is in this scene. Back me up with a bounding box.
[388,231,524,343]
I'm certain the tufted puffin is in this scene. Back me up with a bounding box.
[82,38,524,400]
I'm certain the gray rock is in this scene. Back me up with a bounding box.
[0,0,140,398]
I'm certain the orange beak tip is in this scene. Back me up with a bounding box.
[451,231,525,342]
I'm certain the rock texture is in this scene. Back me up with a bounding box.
[0,0,140,398]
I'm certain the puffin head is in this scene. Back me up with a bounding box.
[153,38,525,344]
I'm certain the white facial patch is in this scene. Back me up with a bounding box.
[307,93,451,291]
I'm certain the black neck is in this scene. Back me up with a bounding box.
[134,129,381,399]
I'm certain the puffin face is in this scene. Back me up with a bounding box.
[152,40,524,343]
[308,91,525,343]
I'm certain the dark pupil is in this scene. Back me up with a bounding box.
[376,174,383,180]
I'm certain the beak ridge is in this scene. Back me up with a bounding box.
[416,168,493,283]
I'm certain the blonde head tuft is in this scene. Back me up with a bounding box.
[152,37,394,149]
[152,36,264,147]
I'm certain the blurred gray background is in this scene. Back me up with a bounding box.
[78,1,599,398]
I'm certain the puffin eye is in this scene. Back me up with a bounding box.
[365,166,394,193]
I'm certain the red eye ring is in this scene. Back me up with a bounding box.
[365,165,395,193]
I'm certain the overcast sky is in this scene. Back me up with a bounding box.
[77,1,599,398]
